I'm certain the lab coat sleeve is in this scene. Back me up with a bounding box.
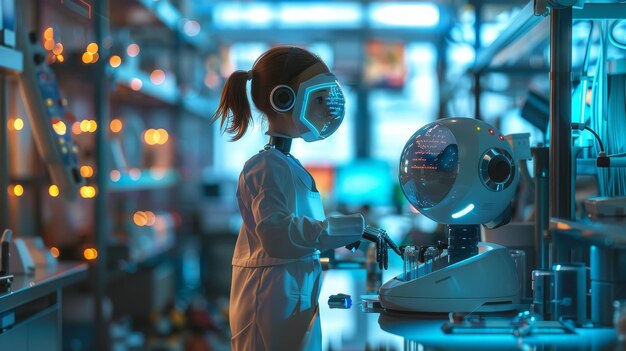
[243,156,363,259]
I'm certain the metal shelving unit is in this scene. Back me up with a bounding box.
[471,1,626,270]
[0,46,22,239]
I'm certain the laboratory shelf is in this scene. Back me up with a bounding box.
[111,66,180,105]
[109,0,213,53]
[0,46,23,73]
[111,67,217,118]
[473,1,626,73]
[181,93,217,119]
[550,217,626,248]
[108,169,179,192]
[473,1,548,73]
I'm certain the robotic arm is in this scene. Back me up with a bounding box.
[345,225,402,270]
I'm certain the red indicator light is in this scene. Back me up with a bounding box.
[499,135,504,141]
[488,129,495,135]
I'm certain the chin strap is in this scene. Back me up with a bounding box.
[265,136,292,154]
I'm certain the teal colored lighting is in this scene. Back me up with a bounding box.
[369,3,440,28]
[451,204,475,219]
[300,82,339,138]
[278,3,362,28]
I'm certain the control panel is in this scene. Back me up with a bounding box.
[18,31,83,200]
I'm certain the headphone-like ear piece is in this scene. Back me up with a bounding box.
[270,85,296,112]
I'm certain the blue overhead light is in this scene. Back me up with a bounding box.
[213,3,273,28]
[278,3,362,28]
[369,3,440,28]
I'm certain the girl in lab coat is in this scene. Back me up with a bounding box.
[212,46,365,350]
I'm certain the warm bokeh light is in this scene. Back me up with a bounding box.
[80,165,94,178]
[89,120,98,132]
[82,52,93,64]
[92,53,99,63]
[110,170,121,182]
[52,43,64,55]
[130,78,142,91]
[10,184,24,197]
[150,69,166,85]
[52,120,67,135]
[13,118,24,131]
[44,39,55,51]
[183,20,201,36]
[150,167,166,180]
[109,55,122,68]
[144,129,156,145]
[50,247,60,258]
[86,42,99,54]
[80,120,91,132]
[157,129,169,144]
[83,248,98,260]
[57,55,65,63]
[72,121,81,135]
[110,119,123,133]
[133,211,148,226]
[144,128,169,145]
[145,211,156,226]
[49,185,60,197]
[129,168,141,180]
[44,27,54,40]
[80,185,97,198]
[127,43,140,57]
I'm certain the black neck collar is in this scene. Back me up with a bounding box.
[267,136,292,154]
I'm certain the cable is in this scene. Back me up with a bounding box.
[609,20,626,50]
[584,126,605,152]
[571,123,605,152]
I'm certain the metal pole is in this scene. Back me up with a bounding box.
[94,1,110,350]
[549,7,573,222]
[0,75,8,232]
[473,2,482,119]
[532,146,550,269]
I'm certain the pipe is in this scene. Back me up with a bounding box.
[549,7,574,222]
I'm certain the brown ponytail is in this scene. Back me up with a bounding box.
[212,70,252,141]
[212,46,325,141]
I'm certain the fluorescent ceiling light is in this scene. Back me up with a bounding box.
[369,3,439,28]
[278,3,362,27]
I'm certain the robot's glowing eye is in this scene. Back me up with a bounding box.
[451,204,475,219]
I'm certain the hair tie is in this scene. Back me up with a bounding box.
[247,70,253,81]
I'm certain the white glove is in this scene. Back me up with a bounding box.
[319,213,364,249]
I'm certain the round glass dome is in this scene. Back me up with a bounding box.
[399,123,459,210]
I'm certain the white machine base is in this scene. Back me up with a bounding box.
[379,242,519,313]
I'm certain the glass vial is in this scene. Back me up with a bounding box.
[403,245,419,281]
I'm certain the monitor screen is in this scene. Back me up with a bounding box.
[335,159,393,207]
[305,164,335,199]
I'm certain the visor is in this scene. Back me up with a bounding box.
[291,73,345,142]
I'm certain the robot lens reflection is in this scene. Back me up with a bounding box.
[488,156,511,183]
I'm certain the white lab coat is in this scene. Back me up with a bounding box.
[230,148,363,351]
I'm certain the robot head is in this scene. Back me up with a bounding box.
[399,117,519,225]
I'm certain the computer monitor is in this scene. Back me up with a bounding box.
[335,159,393,207]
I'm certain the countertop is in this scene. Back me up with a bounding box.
[0,262,88,312]
[319,255,622,351]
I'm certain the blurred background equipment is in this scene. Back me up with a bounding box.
[0,0,625,350]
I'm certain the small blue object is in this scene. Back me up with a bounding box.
[328,293,352,309]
